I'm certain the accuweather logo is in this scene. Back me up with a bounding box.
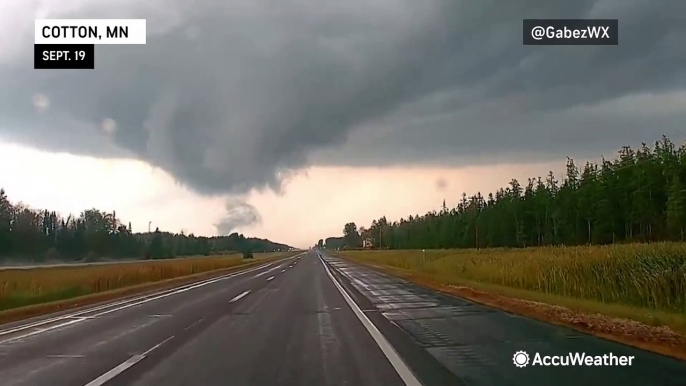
[513,351,635,368]
[513,351,530,368]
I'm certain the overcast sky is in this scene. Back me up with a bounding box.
[1,1,685,248]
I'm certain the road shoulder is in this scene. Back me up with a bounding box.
[321,252,686,386]
[320,253,467,386]
[332,254,686,361]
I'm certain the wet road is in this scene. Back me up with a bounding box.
[0,250,684,385]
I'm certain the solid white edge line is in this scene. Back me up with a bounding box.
[0,262,272,336]
[0,261,272,343]
[229,290,251,302]
[84,335,174,386]
[0,253,306,341]
[318,254,422,386]
[0,318,86,345]
[0,292,156,337]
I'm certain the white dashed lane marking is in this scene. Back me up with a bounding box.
[229,290,251,303]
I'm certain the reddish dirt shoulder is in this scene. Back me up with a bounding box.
[343,258,686,361]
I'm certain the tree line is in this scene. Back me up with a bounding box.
[337,136,686,250]
[0,191,291,263]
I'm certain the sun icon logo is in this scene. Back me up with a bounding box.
[513,351,530,368]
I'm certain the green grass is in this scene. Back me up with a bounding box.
[0,251,294,312]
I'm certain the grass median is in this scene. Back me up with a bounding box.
[330,244,686,360]
[0,251,296,324]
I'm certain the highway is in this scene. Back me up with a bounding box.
[0,252,288,271]
[0,250,684,385]
[0,257,208,271]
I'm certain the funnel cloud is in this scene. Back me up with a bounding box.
[1,1,685,197]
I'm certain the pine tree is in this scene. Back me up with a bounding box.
[0,189,12,256]
[666,175,686,241]
[339,137,686,251]
[148,227,164,259]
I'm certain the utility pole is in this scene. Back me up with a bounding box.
[379,226,382,249]
[476,224,479,251]
[148,221,152,233]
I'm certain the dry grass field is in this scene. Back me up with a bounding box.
[336,243,686,313]
[0,252,294,312]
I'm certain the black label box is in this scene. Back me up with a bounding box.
[34,44,95,69]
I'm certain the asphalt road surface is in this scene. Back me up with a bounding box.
[0,250,684,386]
[0,252,297,271]
[0,259,184,271]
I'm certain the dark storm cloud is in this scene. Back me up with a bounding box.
[1,0,686,195]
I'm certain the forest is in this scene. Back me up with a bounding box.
[0,192,291,263]
[339,136,686,250]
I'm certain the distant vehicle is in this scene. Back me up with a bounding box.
[243,251,254,259]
